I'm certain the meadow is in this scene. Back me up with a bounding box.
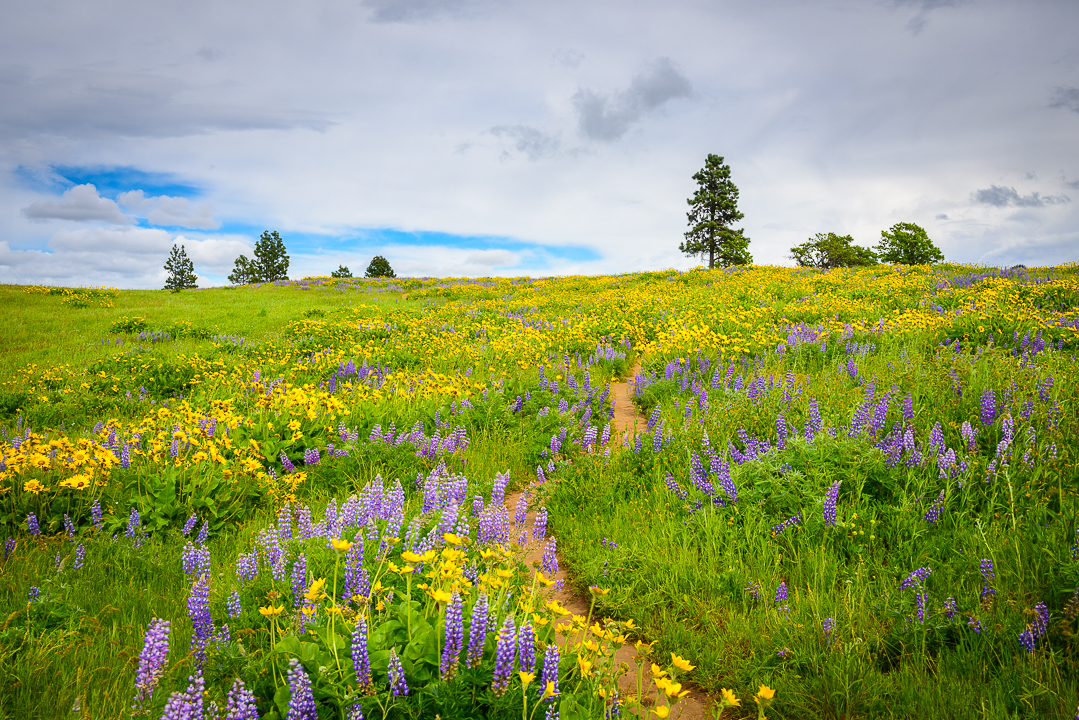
[0,264,1077,720]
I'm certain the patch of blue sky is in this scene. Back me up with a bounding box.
[13,165,203,199]
[214,222,601,263]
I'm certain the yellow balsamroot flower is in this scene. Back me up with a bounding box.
[651,663,668,678]
[518,671,535,686]
[754,685,776,719]
[259,605,284,617]
[652,705,670,718]
[546,600,570,616]
[624,619,639,630]
[304,578,327,601]
[443,533,463,546]
[495,568,514,579]
[577,657,593,678]
[582,639,601,654]
[532,613,550,627]
[589,585,610,596]
[23,479,46,494]
[756,686,775,701]
[671,653,695,672]
[535,571,555,586]
[403,549,437,564]
[59,475,91,490]
[542,681,557,700]
[661,681,689,699]
[428,588,453,603]
[331,538,353,553]
[721,689,741,707]
[288,419,301,431]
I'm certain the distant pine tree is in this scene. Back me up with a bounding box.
[253,231,290,282]
[228,254,256,285]
[330,265,352,278]
[163,244,198,292]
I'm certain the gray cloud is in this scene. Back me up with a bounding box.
[0,67,333,140]
[118,191,220,229]
[362,0,475,23]
[489,125,560,160]
[21,184,130,224]
[892,0,962,35]
[972,184,1071,208]
[572,57,692,142]
[552,48,584,69]
[1049,86,1079,114]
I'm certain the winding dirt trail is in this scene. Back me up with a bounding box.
[502,362,715,720]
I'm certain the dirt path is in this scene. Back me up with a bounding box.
[501,362,716,720]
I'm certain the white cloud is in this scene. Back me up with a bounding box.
[118,190,220,229]
[21,184,130,224]
[464,248,518,266]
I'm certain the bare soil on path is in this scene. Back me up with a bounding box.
[502,362,716,720]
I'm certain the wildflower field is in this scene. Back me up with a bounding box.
[1,264,1078,720]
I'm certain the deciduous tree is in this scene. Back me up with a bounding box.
[875,222,944,265]
[790,233,878,269]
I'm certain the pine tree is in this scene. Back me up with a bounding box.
[330,265,352,278]
[252,231,290,282]
[228,254,256,285]
[365,256,396,278]
[163,244,198,292]
[680,154,752,268]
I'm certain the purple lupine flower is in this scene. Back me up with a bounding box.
[532,507,548,542]
[923,490,945,524]
[967,616,983,634]
[387,649,409,697]
[225,678,259,720]
[182,513,198,536]
[1018,628,1036,653]
[1032,602,1049,639]
[195,519,209,546]
[63,514,76,540]
[899,566,932,590]
[160,673,205,720]
[902,392,914,423]
[541,538,559,576]
[665,473,688,500]
[28,586,39,601]
[944,597,957,620]
[979,559,996,599]
[280,451,296,473]
[2,537,14,563]
[236,552,259,584]
[291,554,308,608]
[182,543,212,577]
[775,582,788,604]
[133,618,171,707]
[541,644,560,701]
[514,492,529,528]
[91,500,103,529]
[916,591,927,623]
[352,615,373,692]
[713,456,737,503]
[187,574,214,668]
[745,581,762,601]
[467,593,490,667]
[303,447,320,466]
[979,389,998,426]
[125,507,140,538]
[441,591,464,680]
[26,513,40,536]
[74,543,86,570]
[227,590,242,619]
[517,619,536,674]
[823,481,841,527]
[822,617,836,646]
[491,615,517,695]
[960,421,977,451]
[344,543,369,604]
[286,658,317,719]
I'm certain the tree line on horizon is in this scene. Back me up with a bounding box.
[678,153,945,270]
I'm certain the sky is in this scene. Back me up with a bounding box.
[1,0,1078,288]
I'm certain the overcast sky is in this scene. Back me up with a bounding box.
[2,0,1077,287]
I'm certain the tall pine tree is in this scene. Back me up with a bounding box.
[252,231,290,282]
[163,244,198,291]
[679,154,752,268]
